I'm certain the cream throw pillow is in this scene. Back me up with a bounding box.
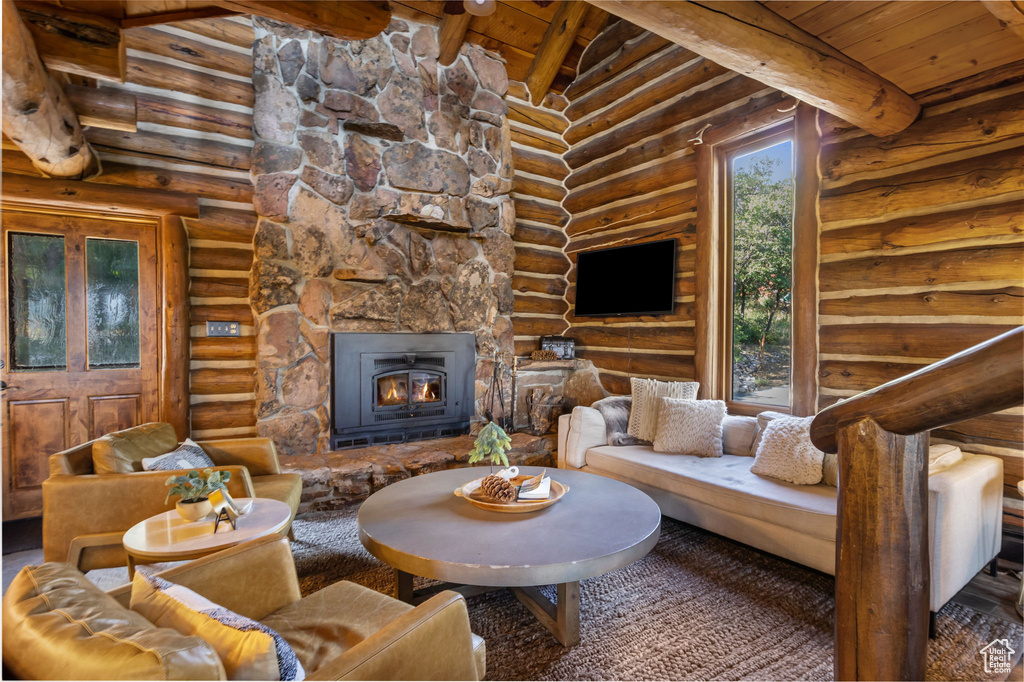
[652,398,726,458]
[750,415,824,485]
[131,570,304,681]
[627,378,699,442]
[928,443,964,474]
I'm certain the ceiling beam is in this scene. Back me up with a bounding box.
[438,1,472,67]
[525,1,590,105]
[1,173,199,217]
[587,0,920,137]
[2,0,100,179]
[212,1,391,41]
[981,1,1024,40]
[13,1,125,83]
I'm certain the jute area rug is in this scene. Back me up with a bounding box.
[287,507,1022,682]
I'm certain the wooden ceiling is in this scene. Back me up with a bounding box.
[390,2,609,93]
[11,1,1024,104]
[761,1,1024,95]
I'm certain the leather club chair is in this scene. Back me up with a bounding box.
[43,422,302,571]
[3,535,487,680]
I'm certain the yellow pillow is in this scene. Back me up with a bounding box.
[130,570,304,681]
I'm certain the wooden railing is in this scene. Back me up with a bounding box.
[810,326,1024,681]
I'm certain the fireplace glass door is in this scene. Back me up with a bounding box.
[375,371,443,409]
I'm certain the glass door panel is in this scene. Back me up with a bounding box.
[7,232,66,371]
[86,238,140,369]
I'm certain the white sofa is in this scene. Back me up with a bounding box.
[557,406,1004,617]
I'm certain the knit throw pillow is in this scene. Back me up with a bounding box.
[627,378,699,442]
[652,398,726,458]
[750,415,824,485]
[592,396,648,446]
[131,570,304,681]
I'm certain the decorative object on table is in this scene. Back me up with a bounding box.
[164,468,231,522]
[469,420,512,468]
[527,387,564,435]
[209,488,251,532]
[480,474,517,502]
[454,474,569,513]
[530,349,558,361]
[540,335,575,360]
[214,508,236,532]
[517,469,549,500]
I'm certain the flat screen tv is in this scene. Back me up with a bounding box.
[574,238,677,317]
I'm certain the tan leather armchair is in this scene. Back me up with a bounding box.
[43,423,302,571]
[5,536,486,680]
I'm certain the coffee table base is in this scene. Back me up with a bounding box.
[394,569,581,646]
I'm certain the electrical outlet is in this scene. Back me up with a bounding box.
[207,321,241,337]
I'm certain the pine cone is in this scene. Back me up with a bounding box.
[480,474,516,502]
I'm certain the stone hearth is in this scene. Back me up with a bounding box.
[249,16,517,459]
[284,432,555,513]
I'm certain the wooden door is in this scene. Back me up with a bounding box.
[1,209,160,519]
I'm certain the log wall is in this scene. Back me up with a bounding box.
[508,81,572,356]
[817,74,1024,534]
[2,16,259,440]
[559,25,780,394]
[556,22,1023,535]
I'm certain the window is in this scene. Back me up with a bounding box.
[7,232,67,371]
[726,134,794,407]
[699,113,816,417]
[86,238,141,369]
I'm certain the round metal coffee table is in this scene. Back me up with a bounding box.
[358,466,661,646]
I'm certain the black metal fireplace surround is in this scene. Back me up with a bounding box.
[330,332,475,449]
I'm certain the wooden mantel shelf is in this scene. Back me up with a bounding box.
[516,358,579,372]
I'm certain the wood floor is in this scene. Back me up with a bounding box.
[949,558,1024,682]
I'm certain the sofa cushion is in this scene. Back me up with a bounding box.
[653,398,726,457]
[2,562,224,680]
[131,570,304,681]
[751,416,824,485]
[93,422,179,474]
[628,378,699,442]
[722,415,759,457]
[929,443,964,474]
[585,445,837,541]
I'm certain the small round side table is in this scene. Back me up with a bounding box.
[122,498,290,577]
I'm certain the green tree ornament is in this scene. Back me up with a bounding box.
[468,421,512,467]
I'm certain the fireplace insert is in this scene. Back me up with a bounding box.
[330,332,476,449]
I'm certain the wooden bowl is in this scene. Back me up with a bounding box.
[454,475,569,513]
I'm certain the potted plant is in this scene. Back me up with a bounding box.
[165,468,231,522]
[468,421,512,471]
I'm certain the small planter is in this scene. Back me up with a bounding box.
[176,498,212,522]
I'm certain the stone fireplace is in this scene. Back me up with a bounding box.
[249,16,516,458]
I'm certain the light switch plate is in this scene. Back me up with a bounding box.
[207,321,241,337]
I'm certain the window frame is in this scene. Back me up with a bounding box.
[696,105,818,417]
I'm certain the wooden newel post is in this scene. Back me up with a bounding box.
[835,417,929,681]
